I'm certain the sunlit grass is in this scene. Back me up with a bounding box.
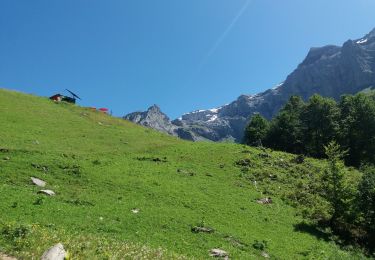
[0,89,366,259]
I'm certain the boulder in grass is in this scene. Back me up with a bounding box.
[257,197,273,205]
[31,177,46,187]
[41,243,66,260]
[191,226,214,233]
[209,248,229,258]
[38,190,56,196]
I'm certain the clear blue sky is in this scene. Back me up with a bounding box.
[1,0,375,118]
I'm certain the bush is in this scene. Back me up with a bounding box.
[356,166,375,251]
[1,223,31,250]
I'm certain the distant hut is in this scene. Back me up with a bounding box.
[49,89,81,104]
[49,94,63,102]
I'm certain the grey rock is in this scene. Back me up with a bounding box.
[191,226,214,233]
[31,177,46,187]
[41,243,66,260]
[131,208,140,214]
[209,248,229,258]
[257,197,273,205]
[125,28,375,142]
[38,190,56,196]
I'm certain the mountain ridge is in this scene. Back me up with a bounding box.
[124,27,375,142]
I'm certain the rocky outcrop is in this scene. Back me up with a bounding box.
[123,105,213,141]
[124,28,375,142]
[123,105,178,136]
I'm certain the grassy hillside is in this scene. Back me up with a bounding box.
[0,89,365,259]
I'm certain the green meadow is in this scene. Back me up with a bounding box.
[0,89,366,259]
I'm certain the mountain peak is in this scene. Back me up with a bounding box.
[302,45,340,66]
[147,104,161,112]
[367,27,375,38]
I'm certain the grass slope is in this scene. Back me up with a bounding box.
[0,89,365,259]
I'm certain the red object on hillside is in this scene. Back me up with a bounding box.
[99,108,109,113]
[50,94,63,102]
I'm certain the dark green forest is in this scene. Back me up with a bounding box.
[244,92,375,253]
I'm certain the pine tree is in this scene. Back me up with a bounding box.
[323,141,349,225]
[243,114,269,146]
[301,95,339,158]
[339,93,375,166]
[266,96,305,153]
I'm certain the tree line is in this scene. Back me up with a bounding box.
[243,92,375,253]
[244,92,375,167]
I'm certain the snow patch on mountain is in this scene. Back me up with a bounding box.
[207,114,218,122]
[357,38,368,44]
[273,82,284,90]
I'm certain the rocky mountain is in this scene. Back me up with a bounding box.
[123,105,209,141]
[124,28,375,142]
[123,105,177,135]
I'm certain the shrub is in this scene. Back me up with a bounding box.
[356,166,375,251]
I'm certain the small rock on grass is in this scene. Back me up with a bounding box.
[191,226,214,233]
[0,252,18,260]
[261,251,270,258]
[257,197,273,205]
[38,190,56,196]
[31,177,46,187]
[0,253,17,260]
[3,156,10,161]
[41,243,67,260]
[176,169,195,176]
[209,248,229,258]
[131,208,140,214]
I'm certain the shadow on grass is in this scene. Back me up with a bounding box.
[294,222,331,242]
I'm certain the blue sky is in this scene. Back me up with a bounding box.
[1,0,375,118]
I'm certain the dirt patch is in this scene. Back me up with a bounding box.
[0,253,17,260]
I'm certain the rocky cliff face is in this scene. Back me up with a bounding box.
[123,105,209,141]
[124,28,375,142]
[123,105,177,136]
